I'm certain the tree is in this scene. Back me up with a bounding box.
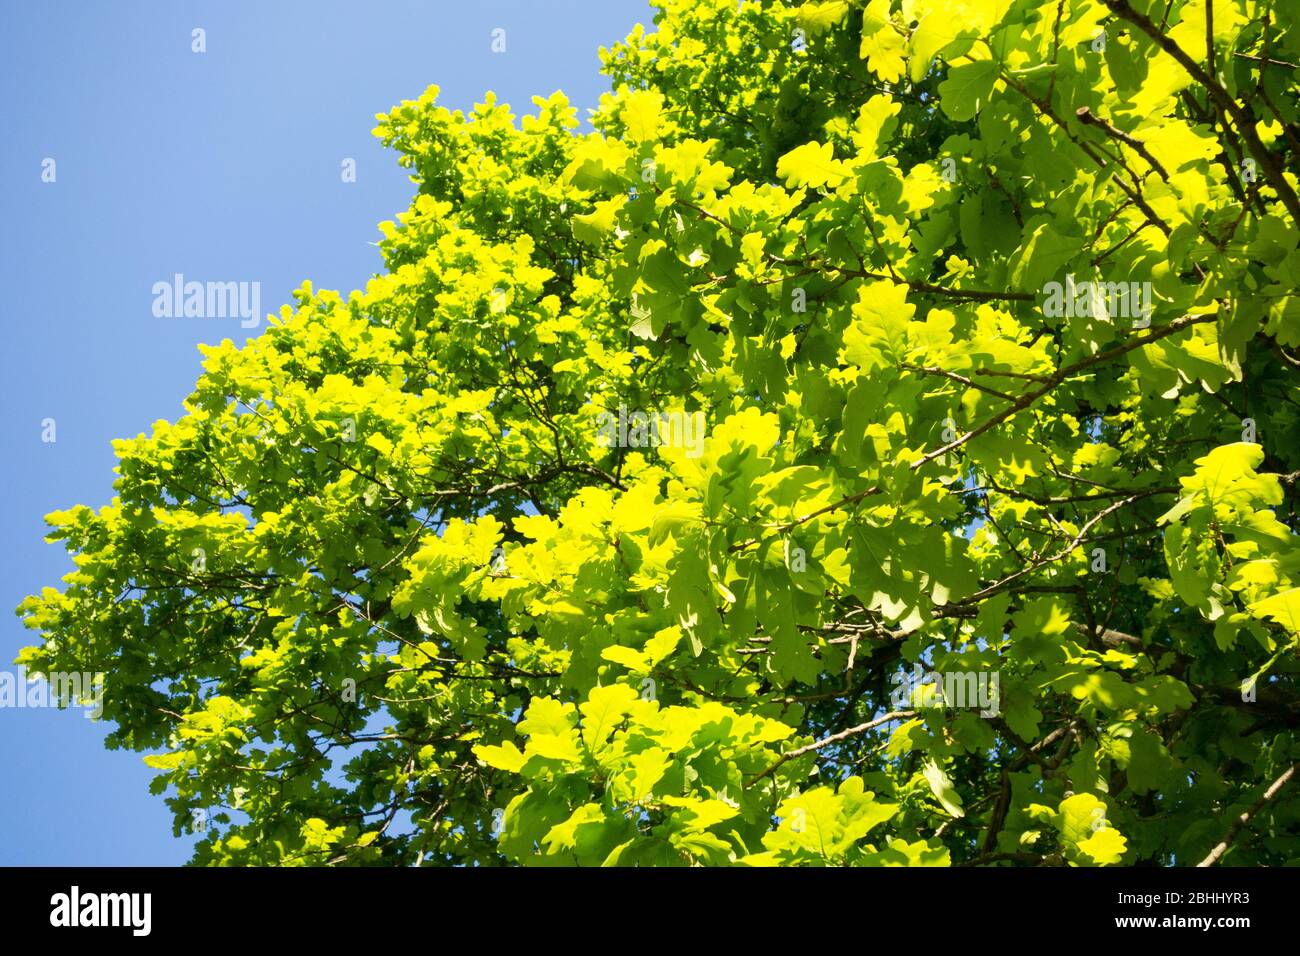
[17,0,1300,867]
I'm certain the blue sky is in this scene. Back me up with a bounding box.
[0,0,652,865]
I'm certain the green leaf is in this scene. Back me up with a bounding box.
[473,741,527,773]
[579,683,639,751]
[937,60,998,121]
[776,141,849,189]
[922,760,965,818]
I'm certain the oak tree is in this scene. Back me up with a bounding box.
[19,0,1300,866]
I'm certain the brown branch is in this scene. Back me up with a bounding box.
[902,363,1018,401]
[1103,0,1300,226]
[912,313,1215,470]
[1231,52,1298,70]
[731,313,1213,554]
[747,710,915,785]
[1075,106,1171,181]
[1197,762,1300,866]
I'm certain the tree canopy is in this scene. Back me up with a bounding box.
[18,0,1300,866]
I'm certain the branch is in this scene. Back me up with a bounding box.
[1075,106,1171,181]
[748,710,915,785]
[913,313,1215,470]
[1196,762,1300,866]
[1103,0,1300,226]
[954,492,1152,605]
[731,313,1214,554]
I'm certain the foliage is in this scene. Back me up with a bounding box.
[17,0,1300,866]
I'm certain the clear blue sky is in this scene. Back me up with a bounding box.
[0,0,652,865]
